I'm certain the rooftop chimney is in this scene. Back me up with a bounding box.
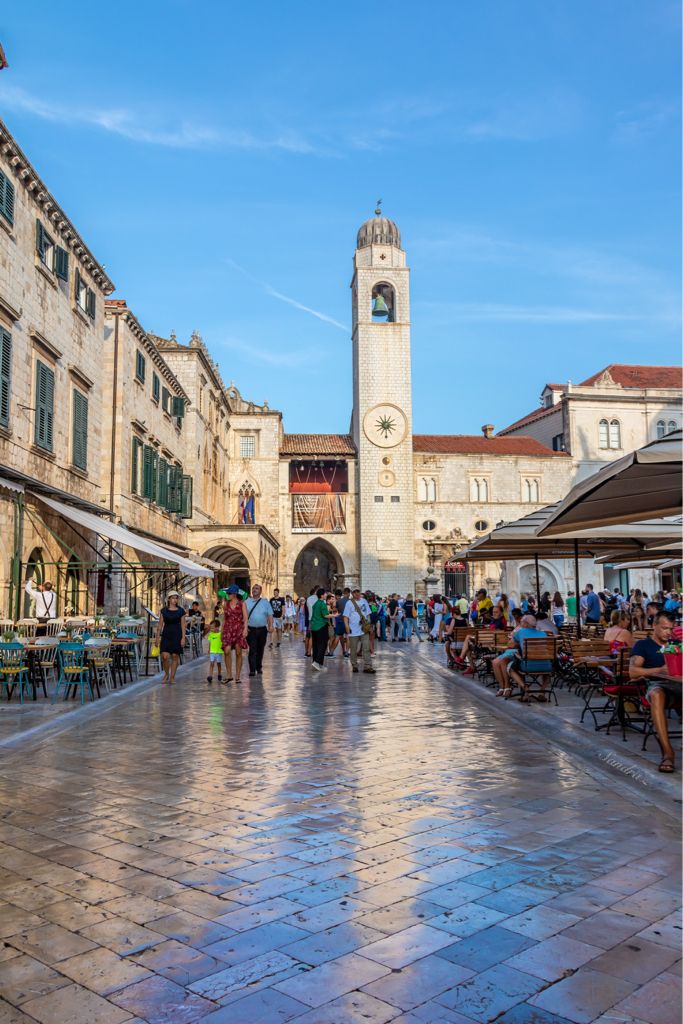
[482,424,495,439]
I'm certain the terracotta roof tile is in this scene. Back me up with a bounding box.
[280,434,356,456]
[579,364,682,389]
[412,434,567,457]
[498,405,561,434]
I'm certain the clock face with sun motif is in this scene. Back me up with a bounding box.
[363,403,408,448]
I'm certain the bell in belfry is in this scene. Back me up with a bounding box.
[372,293,389,318]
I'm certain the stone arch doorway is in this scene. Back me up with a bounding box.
[24,547,45,617]
[519,561,559,600]
[293,539,344,598]
[203,544,252,595]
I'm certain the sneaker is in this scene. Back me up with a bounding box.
[207,676,213,683]
[312,662,321,672]
[248,671,256,677]
[343,651,350,658]
[363,667,376,674]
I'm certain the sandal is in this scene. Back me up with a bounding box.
[659,756,675,773]
[496,688,511,698]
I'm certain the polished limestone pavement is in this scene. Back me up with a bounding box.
[0,638,679,1024]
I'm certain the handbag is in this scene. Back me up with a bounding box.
[351,599,373,635]
[151,644,160,658]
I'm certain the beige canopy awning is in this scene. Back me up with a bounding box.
[538,430,682,536]
[31,492,213,579]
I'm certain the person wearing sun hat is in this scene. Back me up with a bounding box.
[154,590,186,684]
[221,584,248,683]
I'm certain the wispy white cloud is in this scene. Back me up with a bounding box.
[226,260,348,332]
[613,99,679,143]
[216,335,321,368]
[0,84,325,153]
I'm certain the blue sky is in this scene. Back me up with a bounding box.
[1,0,680,433]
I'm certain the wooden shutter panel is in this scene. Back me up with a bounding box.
[150,450,159,502]
[181,475,193,518]
[131,437,142,493]
[54,246,69,281]
[35,361,54,450]
[0,171,15,225]
[171,396,185,418]
[158,458,168,508]
[0,329,11,427]
[72,391,88,470]
[142,444,153,498]
[36,219,44,256]
[86,287,96,319]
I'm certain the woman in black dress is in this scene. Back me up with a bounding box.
[155,591,186,684]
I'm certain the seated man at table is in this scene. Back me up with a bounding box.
[504,615,554,701]
[630,612,681,774]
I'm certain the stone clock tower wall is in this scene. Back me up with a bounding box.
[351,213,415,594]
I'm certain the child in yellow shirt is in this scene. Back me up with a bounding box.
[205,619,224,684]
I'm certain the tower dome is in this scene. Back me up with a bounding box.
[356,204,401,250]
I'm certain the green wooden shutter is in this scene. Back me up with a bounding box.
[86,287,96,319]
[152,373,160,402]
[36,220,45,258]
[150,450,159,502]
[158,458,168,508]
[181,474,193,518]
[142,444,153,498]
[131,437,142,493]
[161,386,170,413]
[35,361,54,450]
[0,171,15,225]
[0,329,11,427]
[54,246,69,281]
[167,466,182,512]
[136,351,146,383]
[171,396,185,418]
[72,391,88,470]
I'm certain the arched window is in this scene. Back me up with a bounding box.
[598,419,609,449]
[668,419,677,434]
[371,282,396,323]
[656,420,666,439]
[470,478,489,502]
[523,478,541,502]
[66,556,80,615]
[238,483,256,524]
[609,419,621,449]
[417,477,436,502]
[23,547,45,617]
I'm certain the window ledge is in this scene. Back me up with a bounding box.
[0,216,15,240]
[30,444,56,461]
[72,304,92,327]
[134,377,145,388]
[69,465,89,480]
[35,258,57,289]
[0,424,12,440]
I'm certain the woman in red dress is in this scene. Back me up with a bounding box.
[221,585,248,683]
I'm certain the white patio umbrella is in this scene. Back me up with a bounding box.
[538,430,682,536]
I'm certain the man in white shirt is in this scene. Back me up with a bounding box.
[25,578,58,626]
[344,587,375,673]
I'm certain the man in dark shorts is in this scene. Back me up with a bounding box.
[630,612,681,773]
[269,589,284,648]
[329,588,349,658]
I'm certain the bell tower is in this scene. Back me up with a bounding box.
[351,204,415,593]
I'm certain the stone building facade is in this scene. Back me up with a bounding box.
[0,118,114,618]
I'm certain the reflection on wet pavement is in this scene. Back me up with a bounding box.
[0,641,679,1023]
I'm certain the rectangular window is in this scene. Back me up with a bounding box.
[0,328,11,428]
[35,361,55,451]
[152,372,160,403]
[142,444,155,499]
[239,435,256,458]
[131,436,143,494]
[157,457,169,508]
[75,269,95,319]
[551,433,564,451]
[181,474,193,518]
[36,220,54,270]
[374,495,384,503]
[391,495,401,502]
[167,465,183,513]
[135,350,146,384]
[161,386,171,413]
[0,170,15,225]
[71,390,88,470]
[171,395,185,418]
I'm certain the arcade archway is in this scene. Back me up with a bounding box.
[293,539,344,598]
[203,544,252,594]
